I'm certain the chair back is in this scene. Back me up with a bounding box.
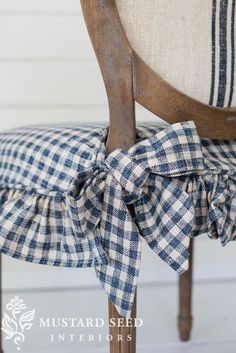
[81,0,236,152]
[117,0,236,108]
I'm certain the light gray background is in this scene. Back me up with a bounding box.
[0,1,235,352]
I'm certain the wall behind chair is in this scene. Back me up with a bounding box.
[0,0,108,129]
[0,0,156,131]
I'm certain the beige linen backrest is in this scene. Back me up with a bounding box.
[116,0,236,107]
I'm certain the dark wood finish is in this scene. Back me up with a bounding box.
[109,295,137,353]
[178,239,194,341]
[80,0,136,153]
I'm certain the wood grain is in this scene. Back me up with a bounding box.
[178,239,194,341]
[109,296,136,353]
[80,0,136,153]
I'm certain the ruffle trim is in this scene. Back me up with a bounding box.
[187,170,236,245]
[0,170,235,267]
[0,184,108,267]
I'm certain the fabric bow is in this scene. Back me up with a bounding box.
[69,121,205,317]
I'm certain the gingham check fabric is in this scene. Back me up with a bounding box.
[0,121,235,317]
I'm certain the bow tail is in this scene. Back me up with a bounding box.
[67,173,110,266]
[95,250,141,317]
[95,176,142,317]
[135,177,194,274]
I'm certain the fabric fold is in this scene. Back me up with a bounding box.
[0,187,108,267]
[190,172,236,245]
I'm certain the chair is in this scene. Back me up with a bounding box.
[80,0,236,351]
[0,1,235,352]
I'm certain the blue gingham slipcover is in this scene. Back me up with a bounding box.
[0,121,235,317]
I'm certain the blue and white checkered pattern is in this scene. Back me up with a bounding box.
[0,121,235,317]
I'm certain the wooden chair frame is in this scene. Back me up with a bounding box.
[81,1,236,352]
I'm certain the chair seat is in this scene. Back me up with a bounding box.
[0,123,109,267]
[0,122,235,264]
[0,122,235,316]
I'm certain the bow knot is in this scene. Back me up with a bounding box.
[69,121,205,317]
[105,149,149,203]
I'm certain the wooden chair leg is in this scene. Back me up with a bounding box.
[0,254,3,353]
[178,238,193,341]
[109,294,136,353]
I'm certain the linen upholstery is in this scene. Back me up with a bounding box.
[0,123,235,317]
[116,0,236,107]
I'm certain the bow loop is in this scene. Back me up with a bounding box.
[129,122,205,176]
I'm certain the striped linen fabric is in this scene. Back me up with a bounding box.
[116,0,236,107]
[209,0,236,106]
[0,122,235,317]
